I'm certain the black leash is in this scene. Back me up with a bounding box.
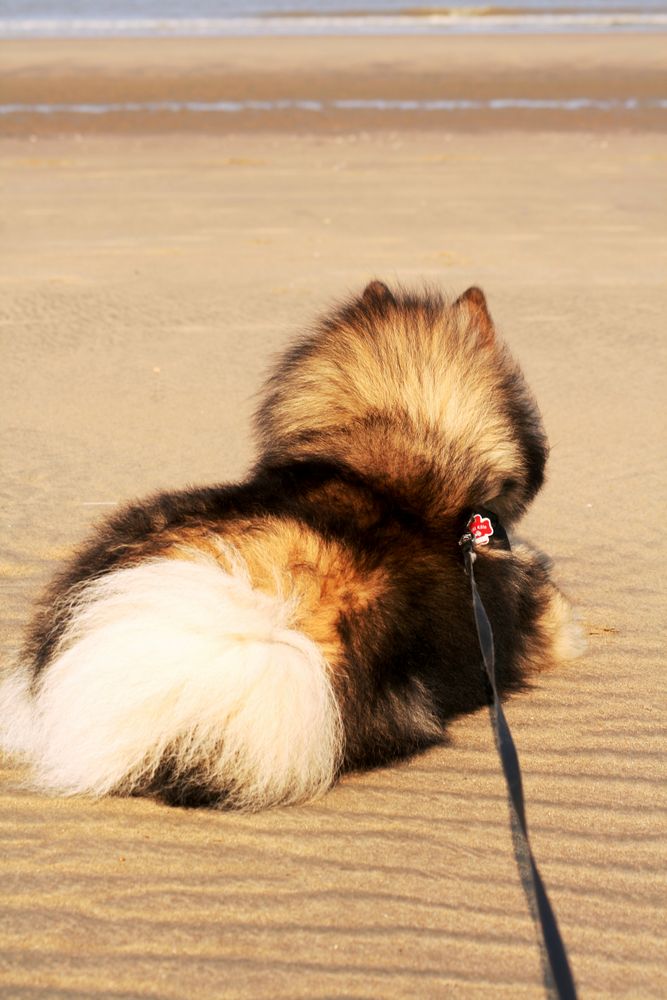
[460,513,578,1000]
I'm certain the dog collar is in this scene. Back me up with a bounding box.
[459,507,511,553]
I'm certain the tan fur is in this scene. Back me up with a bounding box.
[163,518,387,670]
[257,290,542,523]
[493,543,584,677]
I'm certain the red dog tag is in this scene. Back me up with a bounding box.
[467,513,494,546]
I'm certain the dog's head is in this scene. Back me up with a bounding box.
[256,282,548,525]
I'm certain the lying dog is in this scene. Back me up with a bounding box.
[0,282,581,808]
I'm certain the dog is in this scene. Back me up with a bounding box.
[0,282,581,809]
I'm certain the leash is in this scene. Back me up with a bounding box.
[460,512,578,1000]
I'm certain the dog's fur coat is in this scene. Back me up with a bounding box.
[0,283,581,809]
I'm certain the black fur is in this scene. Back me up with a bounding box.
[26,457,548,777]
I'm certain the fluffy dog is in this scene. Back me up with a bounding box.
[0,283,581,809]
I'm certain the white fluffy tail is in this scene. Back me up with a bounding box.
[0,555,344,810]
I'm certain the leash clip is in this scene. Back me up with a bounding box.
[458,532,477,572]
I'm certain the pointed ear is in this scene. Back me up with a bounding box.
[361,280,396,308]
[455,286,495,345]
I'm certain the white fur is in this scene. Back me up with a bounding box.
[0,554,344,810]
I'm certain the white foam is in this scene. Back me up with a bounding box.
[0,13,666,39]
[1,97,665,116]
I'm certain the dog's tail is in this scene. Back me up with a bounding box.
[0,555,344,809]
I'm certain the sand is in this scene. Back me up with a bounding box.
[1,32,666,1000]
[1,34,666,134]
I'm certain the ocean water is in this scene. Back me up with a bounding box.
[1,0,666,37]
[3,1,664,120]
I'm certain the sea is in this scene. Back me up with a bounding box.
[2,1,665,121]
[1,0,666,38]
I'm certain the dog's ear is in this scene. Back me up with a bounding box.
[455,286,495,346]
[361,280,396,308]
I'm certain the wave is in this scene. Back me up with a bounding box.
[1,13,667,38]
[2,97,666,114]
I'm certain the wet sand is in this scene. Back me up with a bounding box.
[1,34,666,134]
[1,31,667,1000]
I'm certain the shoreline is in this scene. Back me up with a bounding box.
[2,14,667,42]
[2,34,665,135]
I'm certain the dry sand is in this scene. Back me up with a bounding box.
[1,33,666,1000]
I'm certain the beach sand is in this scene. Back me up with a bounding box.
[1,33,666,1000]
[1,34,666,134]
